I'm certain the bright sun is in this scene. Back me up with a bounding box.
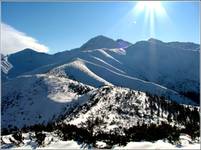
[133,1,167,36]
[135,1,164,14]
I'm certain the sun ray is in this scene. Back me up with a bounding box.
[133,1,169,37]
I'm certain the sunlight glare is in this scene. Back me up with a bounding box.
[133,1,167,36]
[135,1,165,15]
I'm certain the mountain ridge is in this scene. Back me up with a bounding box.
[5,36,200,56]
[1,35,200,104]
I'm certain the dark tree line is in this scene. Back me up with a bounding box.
[124,121,180,144]
[145,92,200,140]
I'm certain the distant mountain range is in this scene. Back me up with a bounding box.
[2,35,199,104]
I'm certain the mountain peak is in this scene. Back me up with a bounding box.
[80,35,119,50]
[11,48,37,56]
[21,48,37,53]
[148,38,163,44]
[92,35,111,40]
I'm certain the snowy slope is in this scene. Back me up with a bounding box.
[48,57,195,105]
[1,74,94,129]
[67,86,159,130]
[2,73,197,131]
[45,38,200,104]
[48,58,112,87]
[1,83,200,149]
[125,40,199,95]
[64,85,198,134]
[1,75,199,149]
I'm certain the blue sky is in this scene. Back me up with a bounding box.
[2,1,200,54]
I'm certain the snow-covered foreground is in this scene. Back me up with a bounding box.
[114,140,200,149]
[1,132,200,149]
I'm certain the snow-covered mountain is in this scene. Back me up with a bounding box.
[64,85,200,139]
[2,35,199,105]
[1,49,54,81]
[2,73,199,132]
[124,39,200,102]
[1,34,200,148]
[48,58,195,105]
[1,73,200,149]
